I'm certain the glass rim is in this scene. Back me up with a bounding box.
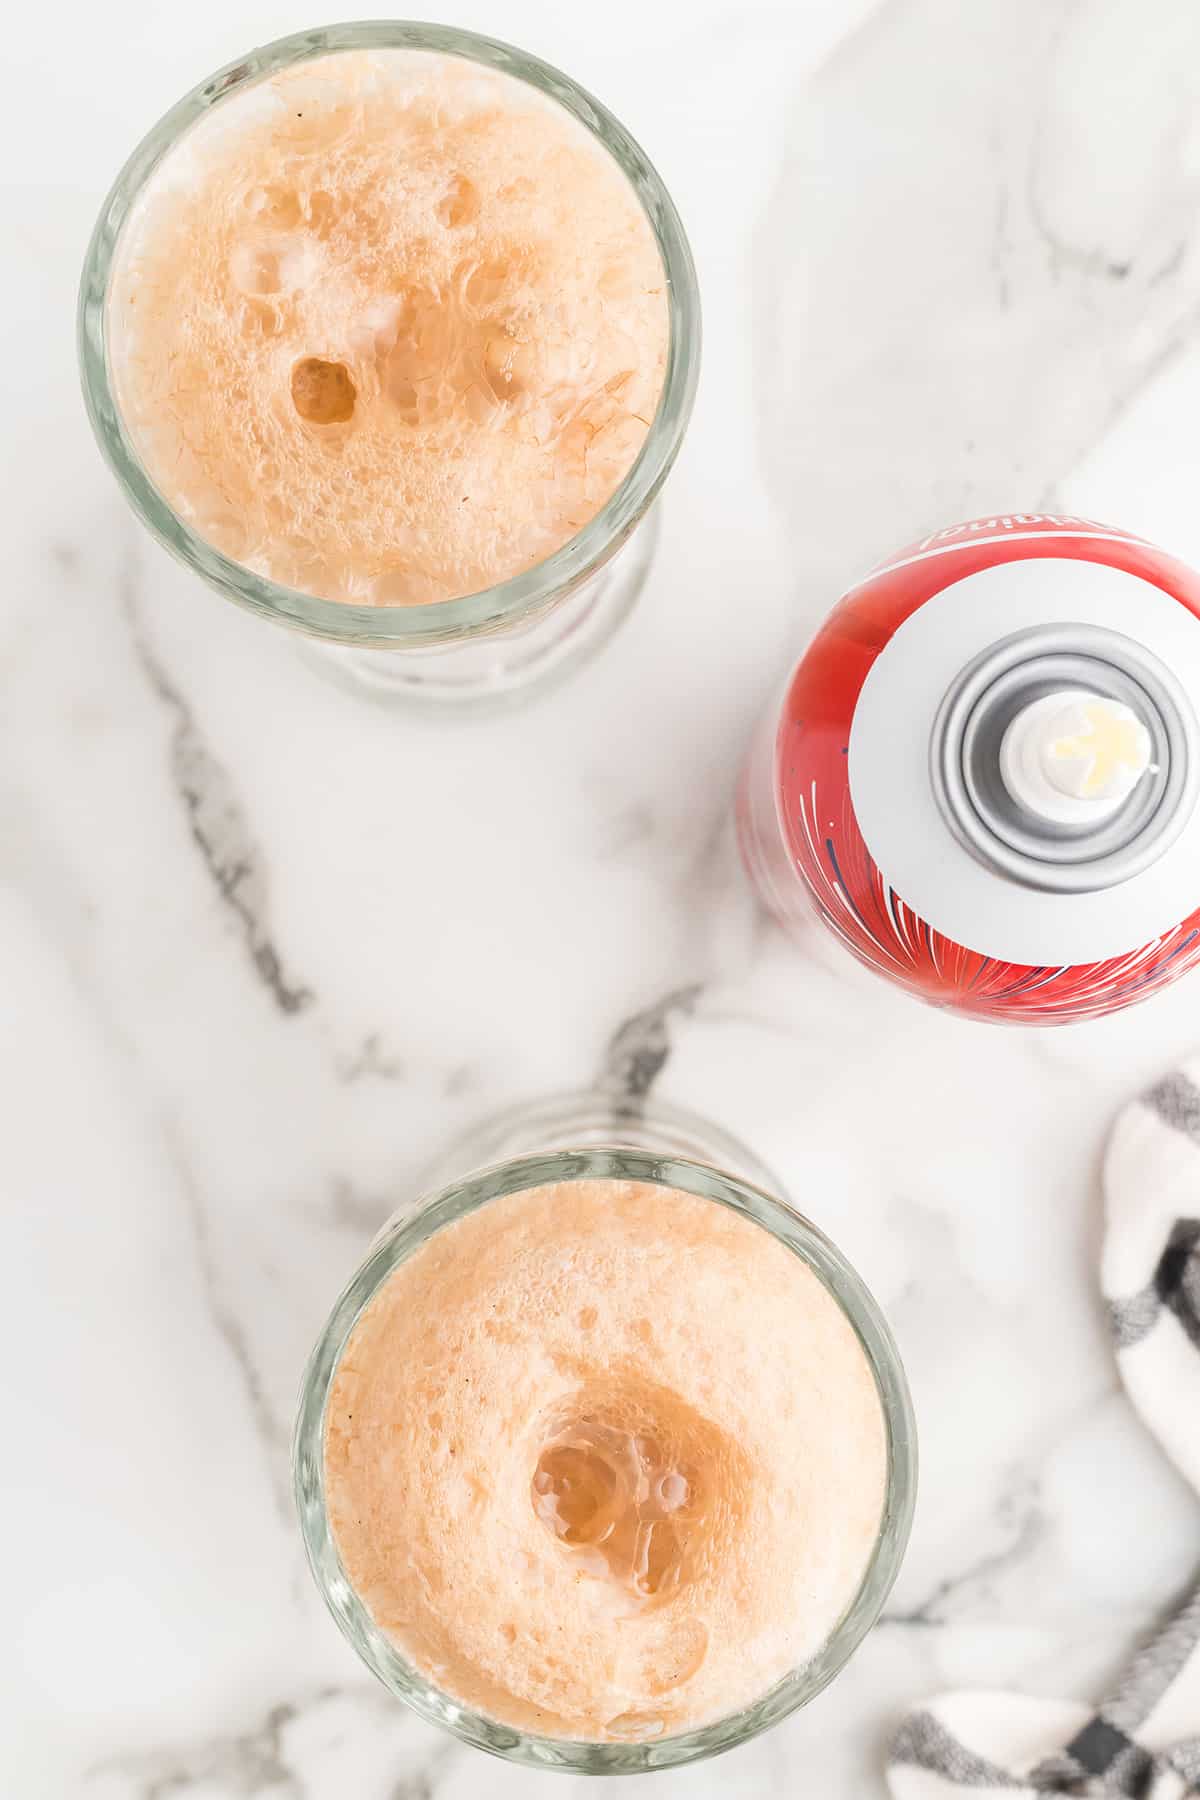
[292,1143,918,1773]
[77,18,701,648]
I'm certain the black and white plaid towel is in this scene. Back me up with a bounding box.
[888,1062,1200,1798]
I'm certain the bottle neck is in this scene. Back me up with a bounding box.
[930,624,1197,894]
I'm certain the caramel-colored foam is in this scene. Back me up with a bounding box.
[324,1180,888,1741]
[107,51,669,605]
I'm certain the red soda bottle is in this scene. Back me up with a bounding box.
[738,514,1200,1023]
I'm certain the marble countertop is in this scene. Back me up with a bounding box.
[9,0,1200,1792]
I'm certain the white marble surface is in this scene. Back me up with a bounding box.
[8,0,1200,1792]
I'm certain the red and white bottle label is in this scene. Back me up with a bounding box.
[738,517,1200,1023]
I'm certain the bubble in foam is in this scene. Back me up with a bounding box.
[529,1398,712,1611]
[483,329,536,401]
[291,357,357,425]
[605,1710,666,1740]
[230,233,317,296]
[621,1616,710,1698]
[438,173,480,228]
[244,183,304,230]
[657,1472,689,1513]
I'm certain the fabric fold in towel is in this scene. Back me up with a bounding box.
[887,1059,1200,1798]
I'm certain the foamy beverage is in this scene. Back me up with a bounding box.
[81,27,698,700]
[296,1111,914,1768]
[107,48,667,605]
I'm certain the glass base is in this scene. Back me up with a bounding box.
[297,510,658,711]
[419,1089,785,1199]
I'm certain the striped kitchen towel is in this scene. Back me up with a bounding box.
[887,1061,1200,1798]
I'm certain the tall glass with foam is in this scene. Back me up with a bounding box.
[294,1092,916,1771]
[79,23,700,707]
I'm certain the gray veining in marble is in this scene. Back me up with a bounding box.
[8,1,1200,1796]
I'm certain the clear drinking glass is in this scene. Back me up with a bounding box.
[293,1091,917,1773]
[78,22,701,708]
